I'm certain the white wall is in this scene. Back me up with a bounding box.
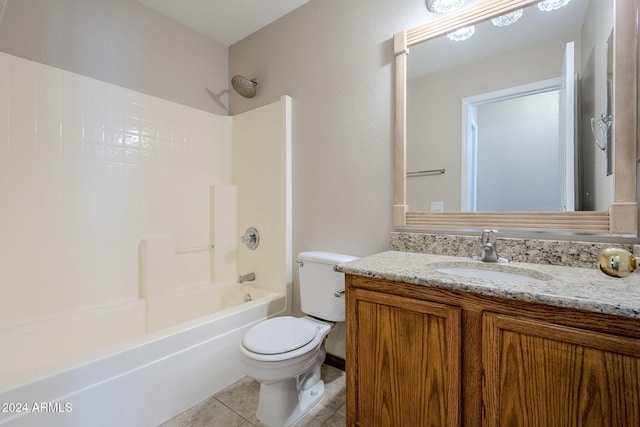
[0,51,232,331]
[0,0,229,114]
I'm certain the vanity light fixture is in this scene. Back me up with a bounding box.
[426,0,465,13]
[447,25,475,41]
[491,9,523,27]
[538,0,572,11]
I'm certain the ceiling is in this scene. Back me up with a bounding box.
[136,0,594,61]
[136,0,312,46]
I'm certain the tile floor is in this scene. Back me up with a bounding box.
[159,364,346,427]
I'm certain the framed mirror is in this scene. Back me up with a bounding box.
[393,0,637,235]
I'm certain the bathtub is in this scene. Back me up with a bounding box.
[0,283,286,427]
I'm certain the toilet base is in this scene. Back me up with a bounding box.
[256,378,325,427]
[242,317,333,427]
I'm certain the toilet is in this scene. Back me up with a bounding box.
[240,251,358,427]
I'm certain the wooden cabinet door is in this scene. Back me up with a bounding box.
[346,288,461,427]
[483,312,640,426]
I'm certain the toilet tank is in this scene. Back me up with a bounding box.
[297,251,359,322]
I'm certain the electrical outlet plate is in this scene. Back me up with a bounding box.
[431,201,444,212]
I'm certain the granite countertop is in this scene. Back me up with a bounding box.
[336,251,640,319]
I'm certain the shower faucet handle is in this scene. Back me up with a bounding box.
[241,227,260,250]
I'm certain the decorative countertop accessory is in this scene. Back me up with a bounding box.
[598,248,636,278]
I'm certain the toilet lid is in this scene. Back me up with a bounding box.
[242,316,317,355]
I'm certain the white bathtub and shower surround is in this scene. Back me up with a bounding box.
[0,50,294,426]
[0,51,232,332]
[0,288,287,427]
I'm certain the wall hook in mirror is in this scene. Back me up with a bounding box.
[590,113,612,151]
[241,227,260,250]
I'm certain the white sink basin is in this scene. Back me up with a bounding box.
[434,265,552,283]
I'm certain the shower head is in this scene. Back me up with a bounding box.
[231,75,258,98]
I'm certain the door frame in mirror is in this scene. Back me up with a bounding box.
[393,0,638,235]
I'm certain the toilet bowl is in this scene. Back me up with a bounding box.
[239,251,358,427]
[240,316,332,427]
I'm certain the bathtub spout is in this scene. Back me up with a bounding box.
[238,272,256,284]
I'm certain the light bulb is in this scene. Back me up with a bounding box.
[426,0,466,13]
[447,25,475,42]
[538,0,572,12]
[491,9,523,27]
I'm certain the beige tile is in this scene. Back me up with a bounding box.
[158,417,178,427]
[247,414,268,426]
[319,412,346,427]
[188,398,247,427]
[293,403,335,427]
[167,364,346,427]
[321,365,346,412]
[160,397,245,427]
[214,376,261,419]
[322,364,344,382]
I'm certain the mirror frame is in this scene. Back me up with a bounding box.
[394,0,638,235]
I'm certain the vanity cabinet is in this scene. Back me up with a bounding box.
[346,275,640,427]
[483,312,640,426]
[346,287,461,427]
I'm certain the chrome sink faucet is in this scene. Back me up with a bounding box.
[238,272,256,283]
[479,229,499,262]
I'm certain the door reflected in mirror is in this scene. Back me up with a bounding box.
[406,0,613,212]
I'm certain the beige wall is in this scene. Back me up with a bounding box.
[0,0,229,114]
[228,8,431,261]
[229,0,439,358]
[580,0,614,210]
[1,0,631,359]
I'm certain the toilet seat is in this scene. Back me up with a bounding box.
[243,316,317,355]
[241,316,331,363]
